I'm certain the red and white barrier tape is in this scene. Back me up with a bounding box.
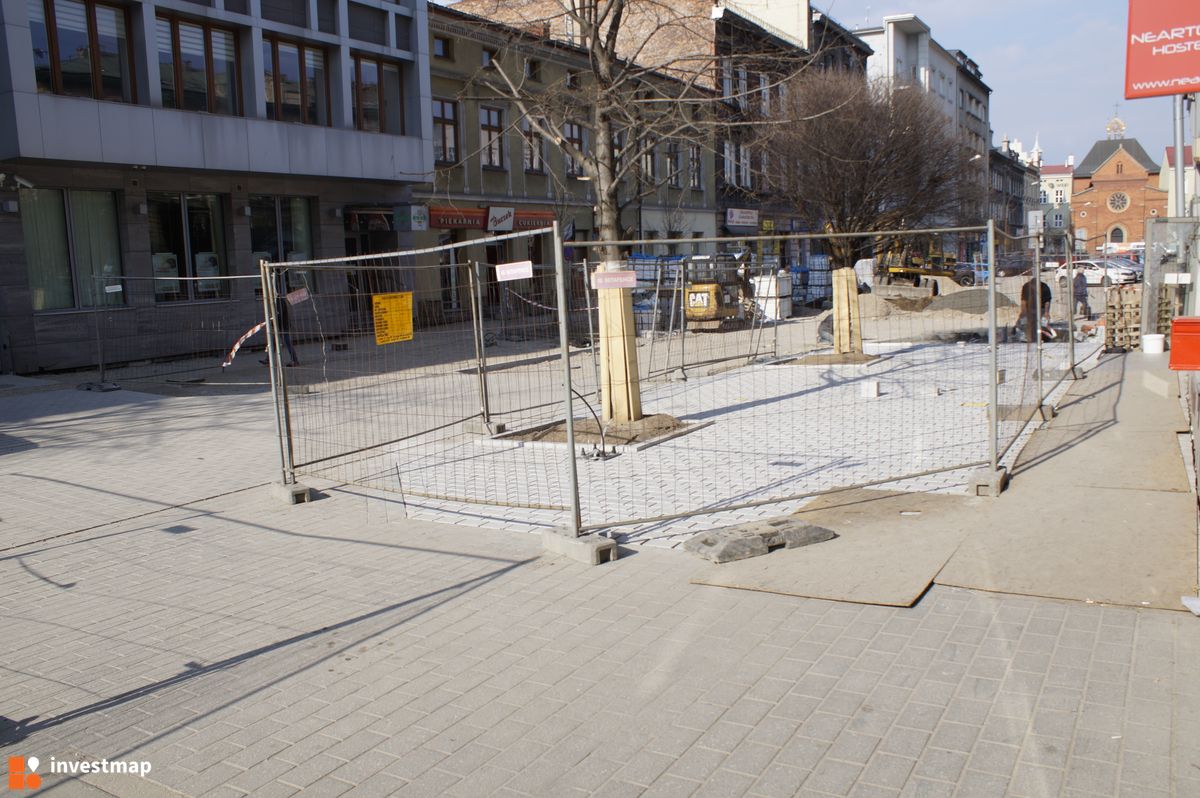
[221,321,266,368]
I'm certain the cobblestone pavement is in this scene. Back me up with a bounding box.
[2,381,1199,798]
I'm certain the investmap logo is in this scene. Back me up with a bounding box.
[6,757,41,791]
[7,755,153,790]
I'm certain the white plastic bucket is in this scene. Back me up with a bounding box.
[1143,334,1165,354]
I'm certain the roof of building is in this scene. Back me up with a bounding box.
[1165,145,1196,168]
[1074,138,1159,178]
[1040,165,1073,176]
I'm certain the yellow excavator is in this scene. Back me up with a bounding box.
[684,253,754,330]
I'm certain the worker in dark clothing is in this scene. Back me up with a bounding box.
[1019,277,1052,342]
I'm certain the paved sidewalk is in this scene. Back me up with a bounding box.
[2,369,1199,797]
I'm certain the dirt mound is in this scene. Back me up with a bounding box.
[928,289,1016,315]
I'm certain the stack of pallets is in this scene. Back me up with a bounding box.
[1104,284,1143,350]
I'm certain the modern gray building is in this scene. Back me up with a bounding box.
[0,0,432,373]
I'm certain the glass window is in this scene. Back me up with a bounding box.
[178,22,208,112]
[263,40,276,118]
[667,141,681,188]
[55,0,93,98]
[160,16,240,116]
[210,29,238,115]
[250,195,314,290]
[20,189,72,310]
[481,48,495,68]
[521,117,544,172]
[29,0,53,92]
[564,121,584,175]
[277,42,302,123]
[20,188,124,311]
[432,36,451,58]
[93,5,131,102]
[689,144,702,189]
[382,64,402,134]
[355,58,380,132]
[70,190,123,306]
[187,194,228,300]
[480,106,504,168]
[304,49,328,125]
[157,18,176,107]
[433,99,457,162]
[264,36,329,126]
[353,54,403,134]
[148,192,230,302]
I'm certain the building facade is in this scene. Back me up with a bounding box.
[422,5,719,296]
[0,0,432,373]
[1039,162,1073,254]
[1071,132,1168,254]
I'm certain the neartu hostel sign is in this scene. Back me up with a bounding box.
[1125,0,1200,99]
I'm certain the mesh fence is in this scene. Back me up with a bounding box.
[265,228,579,513]
[262,224,1105,544]
[87,275,268,390]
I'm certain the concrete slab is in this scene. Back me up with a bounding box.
[937,352,1198,610]
[690,489,978,606]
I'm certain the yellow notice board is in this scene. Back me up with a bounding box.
[372,292,414,345]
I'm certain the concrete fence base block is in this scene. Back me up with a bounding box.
[465,419,507,436]
[683,517,838,564]
[968,466,1009,497]
[542,528,618,565]
[272,482,313,505]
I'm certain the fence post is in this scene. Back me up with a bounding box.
[1064,234,1080,379]
[1034,234,1046,411]
[466,260,493,427]
[967,220,1008,497]
[553,223,583,535]
[261,261,294,485]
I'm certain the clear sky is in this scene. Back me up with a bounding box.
[821,0,1178,168]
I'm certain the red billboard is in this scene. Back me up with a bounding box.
[1126,1,1200,99]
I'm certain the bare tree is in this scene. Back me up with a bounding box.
[451,0,815,421]
[758,70,980,353]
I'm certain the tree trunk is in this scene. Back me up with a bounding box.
[593,115,643,423]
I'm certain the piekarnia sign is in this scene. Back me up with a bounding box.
[1125,0,1200,99]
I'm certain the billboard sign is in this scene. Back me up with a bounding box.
[1125,1,1200,99]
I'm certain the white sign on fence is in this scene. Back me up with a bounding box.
[591,270,638,290]
[495,260,534,282]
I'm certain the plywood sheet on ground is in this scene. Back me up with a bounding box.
[690,489,978,606]
[937,353,1198,610]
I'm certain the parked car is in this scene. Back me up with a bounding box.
[993,255,1035,278]
[1054,259,1141,287]
[953,263,989,286]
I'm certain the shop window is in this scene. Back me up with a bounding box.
[250,195,315,291]
[148,192,230,302]
[158,15,240,115]
[30,0,135,102]
[19,188,124,311]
